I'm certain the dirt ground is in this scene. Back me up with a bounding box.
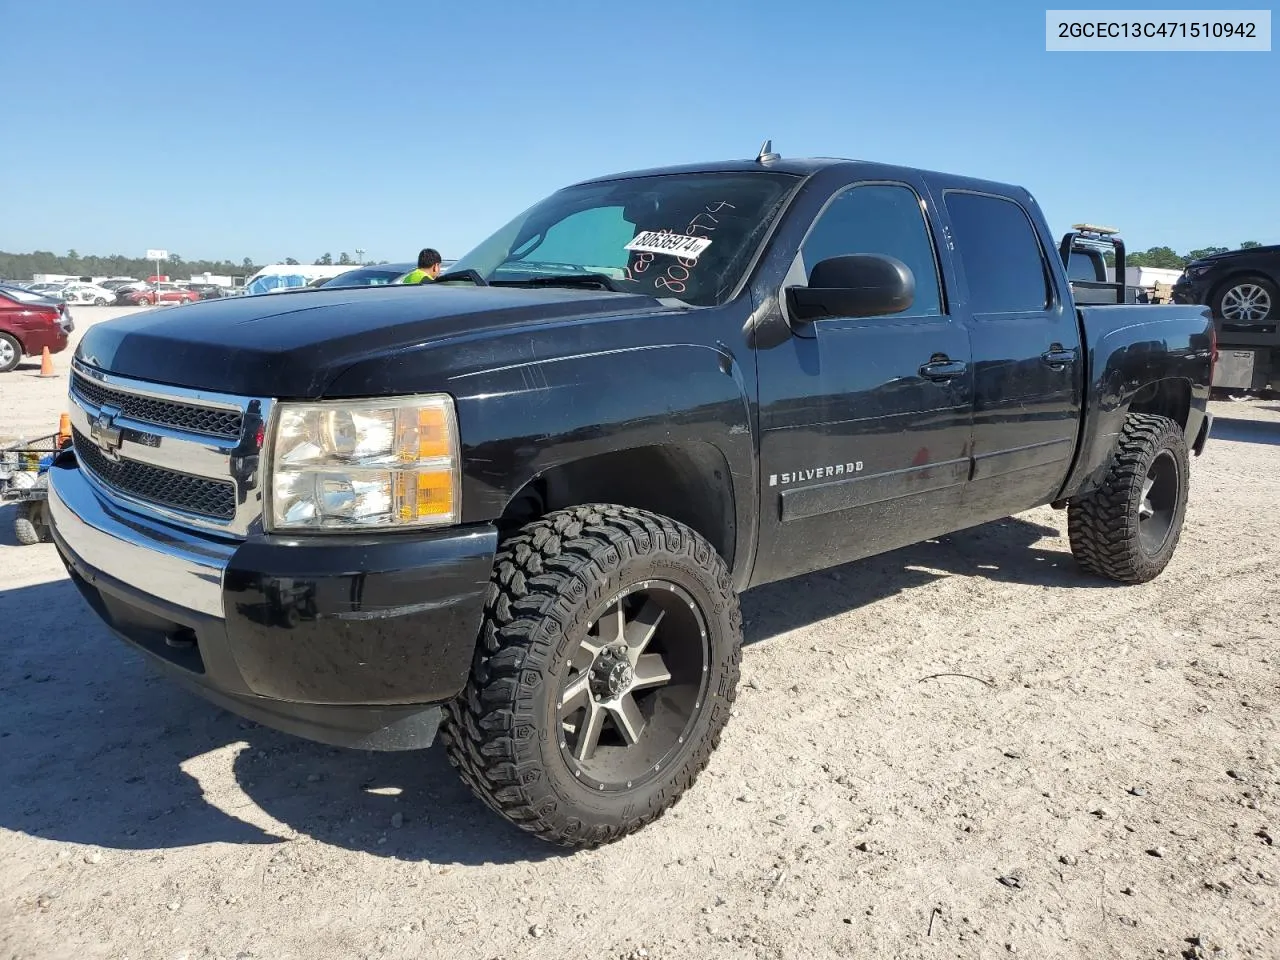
[1,307,1277,960]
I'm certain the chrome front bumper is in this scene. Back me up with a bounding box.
[47,461,234,619]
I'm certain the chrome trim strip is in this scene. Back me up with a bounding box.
[48,463,232,619]
[72,357,246,412]
[67,399,237,476]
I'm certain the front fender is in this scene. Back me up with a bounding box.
[449,341,757,576]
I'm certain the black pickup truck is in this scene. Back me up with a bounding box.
[48,147,1215,847]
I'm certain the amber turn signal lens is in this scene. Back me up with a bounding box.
[416,405,452,460]
[395,468,456,523]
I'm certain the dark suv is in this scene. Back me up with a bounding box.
[1173,245,1279,323]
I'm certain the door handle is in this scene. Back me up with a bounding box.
[1041,347,1077,368]
[918,358,968,381]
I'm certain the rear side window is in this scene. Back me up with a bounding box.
[944,192,1051,313]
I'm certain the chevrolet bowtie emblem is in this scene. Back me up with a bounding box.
[90,405,124,457]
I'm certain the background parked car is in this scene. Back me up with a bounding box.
[58,282,117,306]
[0,284,72,373]
[1174,245,1280,323]
[26,282,69,298]
[316,262,415,287]
[116,282,199,306]
[98,279,141,293]
[182,283,230,300]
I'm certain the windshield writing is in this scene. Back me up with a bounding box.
[446,172,798,306]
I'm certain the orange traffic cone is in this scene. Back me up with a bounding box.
[38,347,56,378]
[58,412,73,446]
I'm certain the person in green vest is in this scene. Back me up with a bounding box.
[402,248,442,284]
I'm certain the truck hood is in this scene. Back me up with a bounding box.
[75,284,670,397]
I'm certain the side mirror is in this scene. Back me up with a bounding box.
[786,254,915,323]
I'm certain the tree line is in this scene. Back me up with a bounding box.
[1105,240,1264,269]
[0,250,384,281]
[3,238,1266,283]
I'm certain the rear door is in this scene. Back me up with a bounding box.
[933,188,1084,521]
[752,177,974,584]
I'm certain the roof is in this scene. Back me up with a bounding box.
[571,157,848,186]
[569,155,1032,200]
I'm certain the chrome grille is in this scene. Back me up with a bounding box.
[71,371,243,440]
[73,429,236,520]
[68,360,272,537]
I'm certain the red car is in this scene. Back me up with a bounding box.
[119,282,199,306]
[0,285,72,373]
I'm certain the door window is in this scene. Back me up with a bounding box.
[800,183,943,318]
[944,192,1051,314]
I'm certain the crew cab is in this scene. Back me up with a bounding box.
[47,148,1215,847]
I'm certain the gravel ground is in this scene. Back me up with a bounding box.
[2,307,1277,960]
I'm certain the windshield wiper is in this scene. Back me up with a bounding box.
[433,269,489,286]
[493,274,622,293]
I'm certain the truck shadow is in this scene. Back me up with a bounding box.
[0,505,26,546]
[0,571,561,867]
[0,514,1103,865]
[1206,416,1280,447]
[742,514,1114,645]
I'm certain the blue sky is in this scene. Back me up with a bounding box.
[2,0,1276,264]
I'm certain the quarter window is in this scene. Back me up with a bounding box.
[944,192,1051,313]
[800,183,943,318]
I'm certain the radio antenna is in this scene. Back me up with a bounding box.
[756,139,780,164]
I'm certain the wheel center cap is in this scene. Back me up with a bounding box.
[607,661,634,697]
[590,649,634,700]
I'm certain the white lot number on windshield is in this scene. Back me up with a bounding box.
[624,231,712,260]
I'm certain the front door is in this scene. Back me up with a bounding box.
[752,179,974,585]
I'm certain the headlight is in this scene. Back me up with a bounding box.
[1186,264,1214,279]
[268,395,460,531]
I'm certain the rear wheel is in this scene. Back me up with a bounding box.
[93,297,108,306]
[0,333,21,373]
[440,504,742,847]
[1213,276,1275,323]
[1068,413,1189,583]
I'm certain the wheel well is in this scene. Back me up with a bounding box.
[1128,378,1191,430]
[499,443,737,568]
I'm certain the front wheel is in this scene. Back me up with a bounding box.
[93,297,108,306]
[0,333,20,373]
[440,504,742,847]
[1068,413,1190,583]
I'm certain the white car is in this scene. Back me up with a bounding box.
[58,283,117,306]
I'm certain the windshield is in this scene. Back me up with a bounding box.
[445,171,799,306]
